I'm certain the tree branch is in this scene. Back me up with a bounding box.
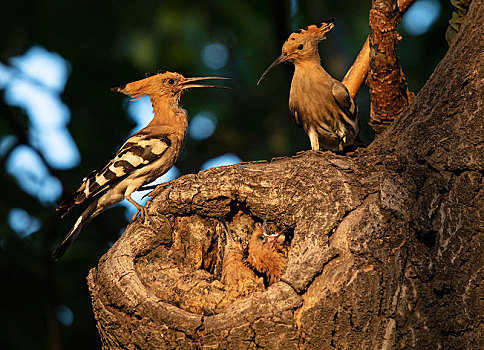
[367,0,415,133]
[342,0,416,102]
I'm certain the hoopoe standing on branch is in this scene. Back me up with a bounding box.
[258,19,361,152]
[53,71,228,259]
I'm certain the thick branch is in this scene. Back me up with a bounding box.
[343,0,416,101]
[367,0,414,133]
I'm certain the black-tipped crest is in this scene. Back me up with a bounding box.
[321,17,335,25]
[110,84,126,93]
[257,19,335,85]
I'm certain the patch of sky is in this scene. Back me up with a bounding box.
[290,0,299,18]
[0,61,12,89]
[8,208,42,238]
[0,135,17,156]
[4,45,79,170]
[202,42,229,70]
[188,111,217,141]
[402,0,441,36]
[125,95,154,134]
[201,153,242,170]
[55,305,74,327]
[10,46,69,92]
[6,145,63,204]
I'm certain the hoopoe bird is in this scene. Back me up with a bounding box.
[257,19,360,152]
[220,220,263,293]
[246,220,292,286]
[53,71,228,259]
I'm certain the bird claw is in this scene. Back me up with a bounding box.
[140,179,175,200]
[130,207,148,224]
[130,209,140,222]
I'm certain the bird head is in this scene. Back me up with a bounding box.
[111,70,229,101]
[257,19,334,84]
[250,219,287,251]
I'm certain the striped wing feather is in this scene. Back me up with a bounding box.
[57,130,171,217]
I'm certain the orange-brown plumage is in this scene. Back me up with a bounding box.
[258,19,361,152]
[53,71,228,259]
[221,220,263,293]
[246,224,288,286]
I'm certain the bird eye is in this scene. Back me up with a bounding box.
[168,78,175,84]
[259,235,265,241]
[297,44,304,50]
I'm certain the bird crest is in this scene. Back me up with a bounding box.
[288,18,335,43]
[257,19,335,84]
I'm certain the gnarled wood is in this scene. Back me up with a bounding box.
[88,2,483,348]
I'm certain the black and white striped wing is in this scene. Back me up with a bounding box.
[57,131,171,216]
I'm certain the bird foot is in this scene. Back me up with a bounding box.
[130,207,148,224]
[130,209,140,222]
[141,179,175,200]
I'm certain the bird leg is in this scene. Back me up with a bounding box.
[126,194,147,223]
[140,179,177,200]
[308,130,320,151]
[138,180,176,191]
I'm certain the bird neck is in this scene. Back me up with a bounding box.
[293,55,332,80]
[148,95,188,132]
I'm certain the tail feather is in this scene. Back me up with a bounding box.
[56,168,100,217]
[53,201,98,260]
[56,190,82,218]
[52,216,84,260]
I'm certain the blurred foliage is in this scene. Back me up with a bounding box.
[0,0,453,349]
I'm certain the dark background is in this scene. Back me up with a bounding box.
[0,0,451,348]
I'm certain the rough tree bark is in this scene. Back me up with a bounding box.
[342,0,415,100]
[367,0,415,133]
[87,1,483,349]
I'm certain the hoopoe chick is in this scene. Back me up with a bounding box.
[53,71,228,259]
[258,19,360,152]
[246,221,290,286]
[220,220,263,294]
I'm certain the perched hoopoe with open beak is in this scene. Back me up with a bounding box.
[53,71,228,259]
[246,219,293,286]
[258,19,360,152]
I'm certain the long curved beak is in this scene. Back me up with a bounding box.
[180,76,231,90]
[257,54,289,85]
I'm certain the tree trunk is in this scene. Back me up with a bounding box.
[87,1,483,349]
